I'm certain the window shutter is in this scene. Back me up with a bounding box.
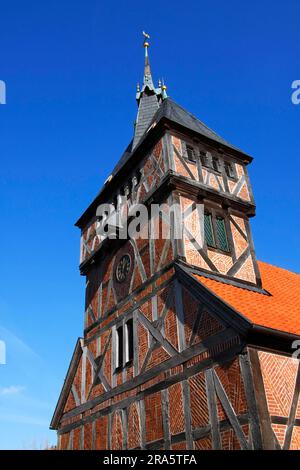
[204,213,216,247]
[216,216,229,252]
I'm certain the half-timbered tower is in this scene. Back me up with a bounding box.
[51,36,300,450]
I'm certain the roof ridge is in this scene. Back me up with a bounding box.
[258,259,300,277]
[194,272,269,295]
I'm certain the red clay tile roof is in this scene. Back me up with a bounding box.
[192,261,300,336]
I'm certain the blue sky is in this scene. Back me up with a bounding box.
[0,0,299,449]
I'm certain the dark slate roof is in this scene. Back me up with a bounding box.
[110,97,249,179]
[155,98,247,154]
[132,92,160,148]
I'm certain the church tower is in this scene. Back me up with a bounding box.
[51,35,300,451]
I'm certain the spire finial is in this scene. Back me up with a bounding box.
[142,31,151,77]
[142,31,150,47]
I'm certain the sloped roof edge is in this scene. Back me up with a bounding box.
[50,338,83,430]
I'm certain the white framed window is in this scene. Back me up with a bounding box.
[125,319,133,364]
[115,319,134,370]
[116,325,123,369]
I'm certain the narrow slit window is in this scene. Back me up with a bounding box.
[204,213,216,248]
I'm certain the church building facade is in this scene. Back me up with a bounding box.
[50,36,300,450]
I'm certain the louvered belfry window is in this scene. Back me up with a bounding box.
[216,216,229,252]
[204,213,216,248]
[204,212,230,252]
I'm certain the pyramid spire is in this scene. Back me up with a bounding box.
[132,32,166,149]
[142,31,155,91]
